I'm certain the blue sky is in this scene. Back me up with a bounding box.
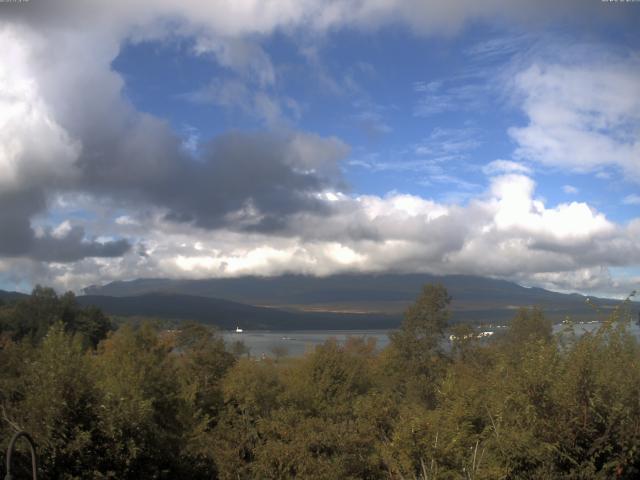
[0,0,639,296]
[111,23,639,217]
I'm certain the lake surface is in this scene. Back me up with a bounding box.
[222,321,640,358]
[222,330,391,357]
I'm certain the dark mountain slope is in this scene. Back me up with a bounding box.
[83,273,626,317]
[77,293,399,330]
[0,290,29,303]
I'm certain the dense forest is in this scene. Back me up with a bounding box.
[1,285,639,479]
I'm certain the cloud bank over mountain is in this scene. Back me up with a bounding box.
[0,0,638,296]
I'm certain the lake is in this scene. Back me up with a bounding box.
[222,321,640,358]
[222,329,391,357]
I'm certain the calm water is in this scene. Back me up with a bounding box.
[222,321,640,358]
[222,330,391,357]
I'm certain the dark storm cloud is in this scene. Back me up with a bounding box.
[0,191,45,256]
[0,191,131,262]
[0,115,344,264]
[30,226,131,263]
[17,24,349,235]
[62,94,349,232]
[66,109,348,231]
[3,0,638,298]
[0,15,349,265]
[147,132,342,231]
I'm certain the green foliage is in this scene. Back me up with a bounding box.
[229,339,251,358]
[284,338,373,417]
[0,286,112,347]
[2,283,640,479]
[175,322,235,417]
[386,283,451,405]
[1,324,101,479]
[504,306,554,347]
[392,283,451,353]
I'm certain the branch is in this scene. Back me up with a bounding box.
[1,404,23,433]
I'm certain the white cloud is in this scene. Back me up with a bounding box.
[9,172,637,297]
[525,266,640,299]
[5,1,617,41]
[1,1,639,296]
[51,221,73,239]
[563,185,578,195]
[192,36,275,87]
[482,159,532,176]
[489,174,612,241]
[509,61,640,182]
[0,26,80,194]
[115,215,139,226]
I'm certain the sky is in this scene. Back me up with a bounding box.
[0,0,639,297]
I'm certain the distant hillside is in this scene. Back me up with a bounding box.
[83,273,631,324]
[0,288,398,330]
[76,293,399,330]
[0,290,28,303]
[3,273,634,330]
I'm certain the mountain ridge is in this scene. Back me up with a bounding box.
[83,273,622,310]
[81,273,636,326]
[3,274,634,330]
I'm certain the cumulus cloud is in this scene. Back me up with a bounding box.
[7,171,637,296]
[154,131,349,232]
[526,267,639,299]
[0,26,131,263]
[0,0,639,296]
[0,21,350,241]
[0,27,79,194]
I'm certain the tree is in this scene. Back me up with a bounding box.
[212,358,283,479]
[230,339,251,358]
[3,286,60,343]
[504,307,553,347]
[1,323,102,478]
[0,287,112,347]
[176,322,235,420]
[92,323,185,478]
[391,283,451,352]
[270,344,289,361]
[386,283,451,405]
[172,322,236,477]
